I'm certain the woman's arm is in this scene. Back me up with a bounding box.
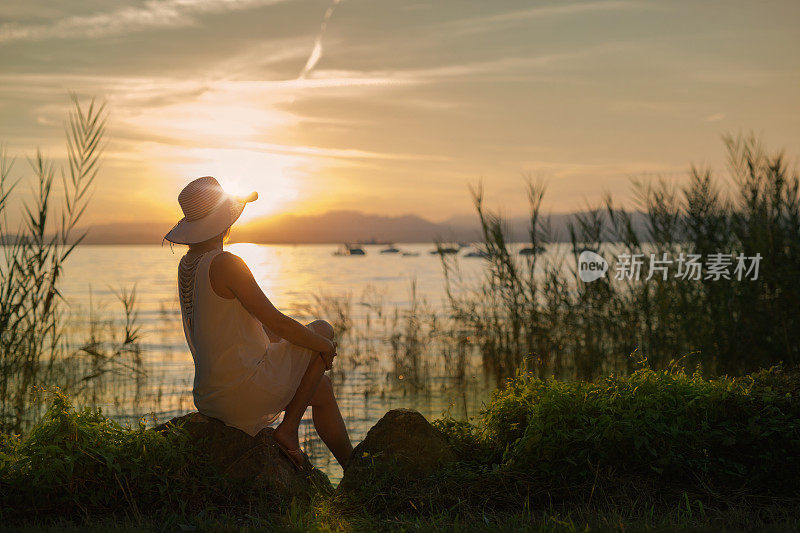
[262,324,282,343]
[209,252,334,354]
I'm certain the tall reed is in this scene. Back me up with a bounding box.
[0,96,142,433]
[443,136,800,380]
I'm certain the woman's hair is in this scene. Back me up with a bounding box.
[188,227,231,249]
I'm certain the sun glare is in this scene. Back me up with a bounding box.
[125,84,318,222]
[172,147,307,222]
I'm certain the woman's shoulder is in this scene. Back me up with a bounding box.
[209,250,250,280]
[210,250,243,267]
[207,251,249,300]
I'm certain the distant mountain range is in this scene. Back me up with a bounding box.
[233,211,472,244]
[2,210,649,245]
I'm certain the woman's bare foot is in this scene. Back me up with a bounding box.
[273,423,305,469]
[273,422,300,452]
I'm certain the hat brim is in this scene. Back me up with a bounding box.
[164,193,256,245]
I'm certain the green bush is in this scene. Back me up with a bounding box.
[438,364,800,497]
[0,390,241,520]
[3,370,799,529]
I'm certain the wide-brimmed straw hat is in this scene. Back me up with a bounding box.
[164,176,257,245]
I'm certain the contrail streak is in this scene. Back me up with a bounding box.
[298,0,342,79]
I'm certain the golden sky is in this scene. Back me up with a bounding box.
[1,0,799,228]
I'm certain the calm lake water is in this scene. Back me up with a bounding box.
[58,243,496,482]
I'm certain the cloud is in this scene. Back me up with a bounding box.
[445,1,651,35]
[0,69,448,160]
[704,113,726,122]
[309,43,629,85]
[238,140,453,163]
[298,0,343,79]
[0,0,287,43]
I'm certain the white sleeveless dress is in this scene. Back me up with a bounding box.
[178,248,317,436]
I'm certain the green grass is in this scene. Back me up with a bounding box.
[0,390,284,524]
[464,363,800,494]
[2,365,798,531]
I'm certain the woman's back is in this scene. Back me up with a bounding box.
[179,248,268,399]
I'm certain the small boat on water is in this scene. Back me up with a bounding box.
[519,245,546,256]
[402,251,420,256]
[464,248,488,258]
[380,244,400,254]
[429,245,460,255]
[333,243,366,256]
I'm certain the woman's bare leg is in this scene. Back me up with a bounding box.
[310,374,353,467]
[273,320,334,453]
[273,354,325,452]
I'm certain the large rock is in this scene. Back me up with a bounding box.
[338,409,456,492]
[154,412,331,498]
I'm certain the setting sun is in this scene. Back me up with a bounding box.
[173,147,305,221]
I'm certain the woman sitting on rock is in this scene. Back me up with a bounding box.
[165,176,353,470]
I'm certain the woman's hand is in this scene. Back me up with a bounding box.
[319,341,337,371]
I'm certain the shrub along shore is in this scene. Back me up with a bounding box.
[1,364,798,531]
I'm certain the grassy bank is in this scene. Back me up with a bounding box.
[2,364,798,531]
